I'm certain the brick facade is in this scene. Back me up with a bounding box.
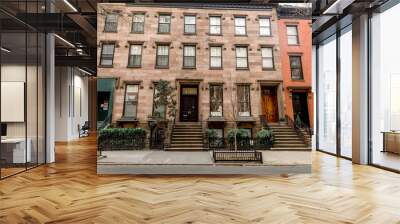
[277,17,313,128]
[97,3,285,136]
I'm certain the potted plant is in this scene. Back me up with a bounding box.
[256,128,275,149]
[279,117,286,125]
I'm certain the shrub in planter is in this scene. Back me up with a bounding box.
[256,128,275,148]
[98,128,146,150]
[206,129,218,139]
[227,128,251,144]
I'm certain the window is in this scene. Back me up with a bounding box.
[289,56,303,80]
[123,84,139,117]
[152,84,166,119]
[287,25,299,45]
[259,17,271,36]
[132,13,145,33]
[158,14,171,33]
[128,44,142,67]
[184,15,196,34]
[210,46,222,69]
[209,16,221,35]
[235,46,248,69]
[210,85,223,117]
[234,17,247,35]
[104,14,118,32]
[261,47,274,69]
[237,85,251,116]
[156,44,169,68]
[100,43,115,66]
[183,45,196,68]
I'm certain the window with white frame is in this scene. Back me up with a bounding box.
[287,25,299,45]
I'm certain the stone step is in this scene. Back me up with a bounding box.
[274,140,305,144]
[270,147,311,151]
[171,139,203,143]
[173,127,202,130]
[165,147,205,151]
[170,143,204,147]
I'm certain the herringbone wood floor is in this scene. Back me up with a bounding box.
[1,136,400,224]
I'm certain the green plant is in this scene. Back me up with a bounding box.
[256,128,275,146]
[227,128,250,143]
[153,79,177,121]
[98,128,147,149]
[206,129,218,139]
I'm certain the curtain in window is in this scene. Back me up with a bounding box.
[210,85,223,116]
[236,47,248,68]
[261,47,273,68]
[157,46,169,66]
[129,45,142,66]
[105,14,117,32]
[183,46,195,67]
[259,18,271,36]
[132,14,144,32]
[124,85,139,117]
[235,18,246,35]
[184,16,196,33]
[210,17,221,34]
[159,15,171,33]
[210,47,222,68]
[287,26,298,44]
[101,44,114,65]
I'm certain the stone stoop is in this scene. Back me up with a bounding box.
[165,123,205,151]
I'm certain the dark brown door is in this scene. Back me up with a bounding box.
[180,86,198,122]
[292,92,310,126]
[261,86,279,122]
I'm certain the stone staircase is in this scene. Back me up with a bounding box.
[269,124,311,151]
[165,123,205,151]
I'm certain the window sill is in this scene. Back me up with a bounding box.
[130,32,144,34]
[127,65,142,68]
[157,32,171,35]
[236,68,249,71]
[155,66,169,69]
[184,33,197,36]
[260,35,272,37]
[103,30,118,33]
[209,67,223,70]
[291,79,305,82]
[262,68,275,71]
[235,34,248,37]
[208,33,223,36]
[98,65,114,68]
[182,67,196,69]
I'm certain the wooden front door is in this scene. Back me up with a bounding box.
[261,86,279,122]
[180,85,199,122]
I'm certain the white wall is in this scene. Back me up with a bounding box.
[54,67,89,141]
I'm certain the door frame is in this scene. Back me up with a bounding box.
[260,85,279,122]
[179,84,199,122]
[291,91,310,126]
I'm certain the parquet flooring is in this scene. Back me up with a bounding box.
[1,136,400,224]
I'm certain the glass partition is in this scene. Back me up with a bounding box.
[317,35,337,154]
[370,3,400,171]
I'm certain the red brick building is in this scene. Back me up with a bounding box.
[277,7,313,128]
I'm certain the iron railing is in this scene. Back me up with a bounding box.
[208,137,273,151]
[285,115,312,147]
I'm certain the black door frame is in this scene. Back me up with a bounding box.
[179,84,199,122]
[291,91,310,127]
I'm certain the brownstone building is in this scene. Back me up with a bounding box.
[97,3,287,148]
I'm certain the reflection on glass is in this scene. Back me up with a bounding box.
[317,35,337,154]
[340,27,352,158]
[371,4,400,171]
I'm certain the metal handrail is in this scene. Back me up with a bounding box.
[285,115,312,147]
